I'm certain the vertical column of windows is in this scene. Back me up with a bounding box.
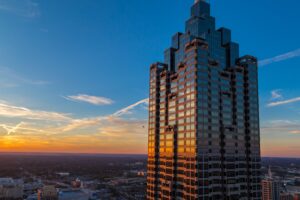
[232,69,248,198]
[147,66,161,199]
[196,46,211,199]
[240,57,261,200]
[246,64,261,199]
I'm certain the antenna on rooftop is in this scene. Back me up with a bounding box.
[268,166,273,179]
[194,0,210,4]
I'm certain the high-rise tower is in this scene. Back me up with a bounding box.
[147,1,261,200]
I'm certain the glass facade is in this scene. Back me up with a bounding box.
[147,1,261,200]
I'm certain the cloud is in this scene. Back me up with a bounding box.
[112,98,149,117]
[0,98,149,153]
[60,98,149,132]
[0,122,49,136]
[0,0,40,18]
[0,122,25,135]
[260,120,300,157]
[0,98,148,134]
[0,67,49,88]
[267,96,300,107]
[270,90,282,100]
[0,102,72,122]
[0,98,149,154]
[62,117,106,132]
[290,130,300,134]
[98,117,147,138]
[64,94,114,106]
[259,48,300,67]
[0,83,18,88]
[261,120,300,134]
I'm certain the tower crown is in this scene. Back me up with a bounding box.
[195,0,207,3]
[191,0,210,17]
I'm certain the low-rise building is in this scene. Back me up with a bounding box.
[0,178,23,200]
[38,185,58,200]
[58,189,89,200]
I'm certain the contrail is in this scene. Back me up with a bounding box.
[267,96,300,107]
[0,122,26,135]
[112,98,149,117]
[259,48,300,66]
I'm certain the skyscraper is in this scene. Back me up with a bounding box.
[261,167,281,200]
[262,179,281,200]
[147,1,261,200]
[262,179,273,200]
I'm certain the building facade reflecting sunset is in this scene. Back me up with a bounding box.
[147,1,261,199]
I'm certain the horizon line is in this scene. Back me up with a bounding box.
[0,152,147,156]
[0,152,299,159]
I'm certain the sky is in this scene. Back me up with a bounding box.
[0,0,299,157]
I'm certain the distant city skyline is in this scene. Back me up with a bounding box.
[0,0,300,157]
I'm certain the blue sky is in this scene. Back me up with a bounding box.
[0,0,299,156]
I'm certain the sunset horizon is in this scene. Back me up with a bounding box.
[0,0,300,158]
[0,1,300,199]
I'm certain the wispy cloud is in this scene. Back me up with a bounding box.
[290,130,300,134]
[0,98,149,153]
[112,98,149,117]
[261,120,300,135]
[64,94,114,106]
[0,122,26,135]
[258,120,300,157]
[98,117,147,138]
[61,117,105,132]
[0,0,40,18]
[0,67,49,88]
[270,89,282,100]
[0,83,18,88]
[0,102,72,121]
[0,122,49,136]
[0,98,149,134]
[259,48,300,66]
[60,98,149,132]
[267,96,300,107]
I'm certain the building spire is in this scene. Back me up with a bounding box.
[268,166,273,179]
[195,0,207,3]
